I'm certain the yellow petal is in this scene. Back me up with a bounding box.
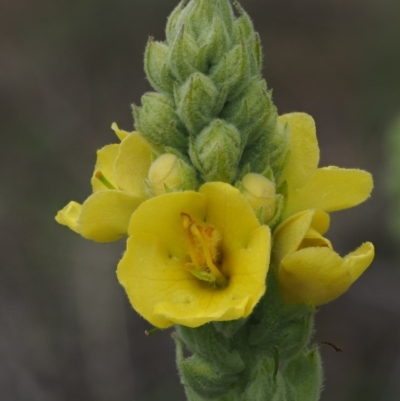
[91,144,119,192]
[273,209,330,265]
[78,190,142,242]
[118,227,270,328]
[279,247,351,305]
[284,166,373,217]
[119,183,271,328]
[55,201,82,233]
[343,242,375,282]
[111,122,129,141]
[278,113,319,190]
[127,191,206,255]
[227,225,271,317]
[113,133,153,198]
[199,182,261,253]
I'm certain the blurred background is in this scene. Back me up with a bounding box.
[1,0,399,400]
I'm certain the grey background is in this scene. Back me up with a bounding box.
[1,0,399,400]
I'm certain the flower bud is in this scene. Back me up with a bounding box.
[210,42,251,101]
[284,348,322,401]
[165,0,186,44]
[133,92,188,152]
[202,8,230,66]
[240,173,276,223]
[144,38,173,94]
[168,25,203,84]
[233,1,261,75]
[176,72,221,136]
[147,153,198,196]
[189,119,241,183]
[221,78,276,146]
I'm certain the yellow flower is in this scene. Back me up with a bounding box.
[272,112,375,304]
[273,209,374,305]
[278,113,373,219]
[55,123,153,242]
[117,182,271,328]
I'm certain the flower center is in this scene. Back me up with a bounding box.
[181,213,228,288]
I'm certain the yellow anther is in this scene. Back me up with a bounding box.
[180,212,228,288]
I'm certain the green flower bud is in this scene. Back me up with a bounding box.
[239,133,270,174]
[175,333,242,399]
[176,73,222,136]
[175,0,214,41]
[221,78,276,145]
[202,7,231,66]
[166,0,186,44]
[168,25,206,84]
[240,173,276,223]
[176,324,245,374]
[133,92,188,152]
[210,42,251,101]
[248,271,315,362]
[217,0,236,39]
[189,119,241,183]
[147,153,198,196]
[233,1,261,75]
[270,120,291,184]
[243,357,287,401]
[144,38,173,94]
[284,347,322,401]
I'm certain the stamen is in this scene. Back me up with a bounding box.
[181,213,228,288]
[95,171,116,189]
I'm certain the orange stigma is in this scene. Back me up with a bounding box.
[95,171,116,190]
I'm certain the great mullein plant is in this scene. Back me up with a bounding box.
[56,1,375,400]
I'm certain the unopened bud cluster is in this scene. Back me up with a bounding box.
[134,0,289,200]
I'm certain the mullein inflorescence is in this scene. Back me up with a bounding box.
[55,1,375,400]
[136,0,287,193]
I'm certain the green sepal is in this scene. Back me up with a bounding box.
[270,121,291,185]
[284,347,323,401]
[166,0,187,44]
[175,329,244,399]
[176,73,221,136]
[254,32,262,72]
[202,6,231,67]
[133,92,188,152]
[221,79,276,147]
[176,324,245,374]
[243,357,288,401]
[212,318,248,339]
[217,0,236,40]
[239,131,270,174]
[174,0,214,42]
[144,38,173,94]
[189,119,241,183]
[233,1,260,75]
[233,1,256,43]
[248,271,315,361]
[168,25,205,83]
[210,42,251,101]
